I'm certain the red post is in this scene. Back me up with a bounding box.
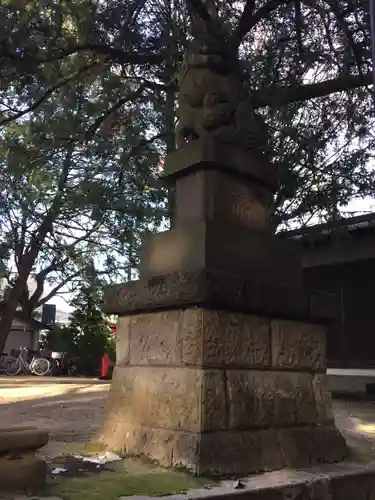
[101,354,115,377]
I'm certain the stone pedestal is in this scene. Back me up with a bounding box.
[0,427,48,491]
[99,137,348,476]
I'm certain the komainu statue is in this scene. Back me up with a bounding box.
[176,18,269,157]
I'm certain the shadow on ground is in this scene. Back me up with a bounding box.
[0,380,110,447]
[2,377,375,462]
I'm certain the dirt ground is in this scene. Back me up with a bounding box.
[0,377,109,455]
[1,376,375,460]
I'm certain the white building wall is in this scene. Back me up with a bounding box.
[1,318,39,358]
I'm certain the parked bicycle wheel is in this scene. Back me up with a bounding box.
[31,357,51,376]
[5,358,22,376]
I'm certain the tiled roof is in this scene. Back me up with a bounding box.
[280,213,375,243]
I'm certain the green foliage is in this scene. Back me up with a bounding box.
[69,280,115,360]
[0,0,373,339]
[0,6,168,324]
[0,0,373,233]
[46,272,114,374]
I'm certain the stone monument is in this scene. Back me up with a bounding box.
[98,19,349,476]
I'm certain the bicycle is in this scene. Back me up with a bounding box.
[5,347,51,376]
[49,351,79,376]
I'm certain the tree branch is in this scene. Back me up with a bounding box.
[0,62,98,126]
[85,84,147,139]
[295,0,303,57]
[45,44,163,65]
[36,272,81,308]
[234,0,294,46]
[232,0,259,47]
[324,0,365,76]
[251,71,373,107]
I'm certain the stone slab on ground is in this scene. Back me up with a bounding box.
[122,461,375,500]
[0,428,49,454]
[0,455,47,492]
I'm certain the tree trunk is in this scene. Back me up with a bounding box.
[0,218,55,353]
[0,121,72,352]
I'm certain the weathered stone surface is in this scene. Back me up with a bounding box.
[99,419,348,476]
[271,319,326,370]
[162,136,279,190]
[278,425,348,468]
[210,170,271,230]
[206,224,302,287]
[124,462,375,500]
[314,425,350,463]
[119,309,271,369]
[172,432,200,471]
[0,428,49,454]
[0,455,47,491]
[188,426,346,476]
[101,303,345,476]
[260,429,285,472]
[329,469,375,500]
[129,311,182,366]
[202,311,271,367]
[181,309,203,365]
[103,270,334,324]
[313,374,334,422]
[139,222,206,278]
[201,370,227,430]
[140,221,302,288]
[104,365,229,433]
[181,309,270,367]
[172,168,273,231]
[116,316,130,365]
[105,366,202,431]
[226,370,317,429]
[199,430,265,475]
[104,270,204,315]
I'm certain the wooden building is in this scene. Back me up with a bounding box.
[283,213,375,367]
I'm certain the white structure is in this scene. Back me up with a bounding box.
[1,312,44,358]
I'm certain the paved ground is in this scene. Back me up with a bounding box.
[1,376,375,459]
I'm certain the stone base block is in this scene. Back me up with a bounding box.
[140,221,302,287]
[0,428,49,454]
[0,455,47,491]
[99,307,348,476]
[162,136,278,190]
[98,423,348,476]
[103,269,339,323]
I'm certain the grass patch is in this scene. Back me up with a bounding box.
[38,440,108,461]
[46,469,206,500]
[59,440,108,455]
